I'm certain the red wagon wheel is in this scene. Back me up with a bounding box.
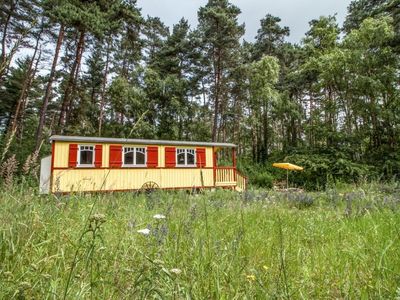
[141,181,160,194]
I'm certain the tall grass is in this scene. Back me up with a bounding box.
[0,184,399,298]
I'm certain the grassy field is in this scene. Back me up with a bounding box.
[1,183,400,299]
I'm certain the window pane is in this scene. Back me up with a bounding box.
[136,151,145,165]
[187,152,195,165]
[80,150,93,165]
[124,152,134,165]
[177,153,185,165]
[124,147,132,153]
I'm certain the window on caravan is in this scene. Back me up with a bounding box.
[176,149,196,166]
[123,147,146,166]
[78,145,95,166]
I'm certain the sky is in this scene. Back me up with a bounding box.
[136,0,353,43]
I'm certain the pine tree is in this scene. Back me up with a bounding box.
[197,0,245,142]
[253,14,290,59]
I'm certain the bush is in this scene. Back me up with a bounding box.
[237,160,277,189]
[283,153,375,190]
[252,172,274,188]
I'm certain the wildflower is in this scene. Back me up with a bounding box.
[137,228,151,235]
[263,265,269,272]
[170,268,182,275]
[246,274,256,282]
[153,214,166,220]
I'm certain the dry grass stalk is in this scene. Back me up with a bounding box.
[22,139,43,177]
[0,155,19,187]
[0,129,16,163]
[22,149,40,175]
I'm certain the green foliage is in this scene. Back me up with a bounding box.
[252,171,274,188]
[254,14,290,59]
[237,160,275,188]
[249,55,280,95]
[303,15,340,53]
[283,153,374,190]
[248,55,280,162]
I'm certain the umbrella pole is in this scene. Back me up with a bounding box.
[286,169,289,191]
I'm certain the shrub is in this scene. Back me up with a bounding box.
[283,153,375,190]
[252,172,274,188]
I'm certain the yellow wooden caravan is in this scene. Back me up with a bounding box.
[39,135,247,194]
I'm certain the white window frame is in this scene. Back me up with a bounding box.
[122,146,147,167]
[77,145,95,167]
[176,148,196,167]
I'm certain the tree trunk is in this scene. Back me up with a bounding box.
[18,46,42,140]
[1,0,16,63]
[0,0,18,86]
[262,100,269,162]
[65,31,86,126]
[98,38,111,136]
[212,48,222,142]
[309,88,314,148]
[57,29,85,133]
[1,26,42,162]
[35,24,64,150]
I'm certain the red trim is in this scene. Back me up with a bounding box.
[211,166,236,169]
[213,146,217,187]
[52,166,217,170]
[232,148,237,181]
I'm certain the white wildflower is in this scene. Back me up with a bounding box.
[170,268,182,275]
[153,214,166,220]
[137,228,151,235]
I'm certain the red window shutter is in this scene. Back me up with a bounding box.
[68,144,78,168]
[165,147,176,167]
[109,145,122,168]
[94,144,103,168]
[147,146,158,168]
[196,148,206,168]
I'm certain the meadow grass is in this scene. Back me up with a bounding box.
[0,183,400,299]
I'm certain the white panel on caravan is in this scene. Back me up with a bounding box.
[40,155,51,194]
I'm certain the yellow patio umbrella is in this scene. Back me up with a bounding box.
[272,163,304,190]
